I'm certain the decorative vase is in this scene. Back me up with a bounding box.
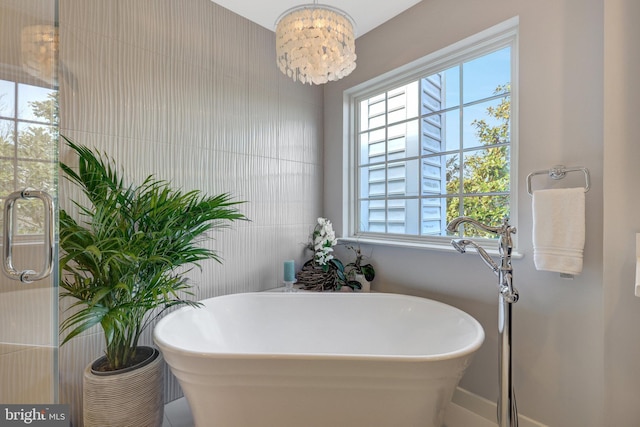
[83,346,164,427]
[354,273,371,292]
[296,259,340,291]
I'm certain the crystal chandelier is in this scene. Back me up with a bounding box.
[275,3,357,85]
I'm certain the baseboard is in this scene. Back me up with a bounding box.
[444,387,548,427]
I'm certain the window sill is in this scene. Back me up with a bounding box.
[338,236,524,259]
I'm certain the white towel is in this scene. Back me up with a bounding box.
[532,188,585,275]
[635,234,640,297]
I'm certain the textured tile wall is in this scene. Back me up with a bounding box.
[58,0,323,424]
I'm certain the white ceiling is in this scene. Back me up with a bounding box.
[211,0,423,38]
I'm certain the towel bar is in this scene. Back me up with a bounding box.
[526,165,590,196]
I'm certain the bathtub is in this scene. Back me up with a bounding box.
[154,292,484,427]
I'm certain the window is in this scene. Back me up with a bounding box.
[0,80,58,236]
[346,19,517,245]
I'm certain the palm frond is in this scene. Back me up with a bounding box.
[59,136,247,371]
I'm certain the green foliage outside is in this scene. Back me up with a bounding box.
[446,84,511,237]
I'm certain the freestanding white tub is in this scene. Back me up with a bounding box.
[154,292,484,427]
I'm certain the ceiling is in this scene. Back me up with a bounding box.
[211,0,423,38]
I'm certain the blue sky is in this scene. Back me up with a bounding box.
[0,79,56,122]
[442,46,511,150]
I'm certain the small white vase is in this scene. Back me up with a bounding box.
[355,274,371,292]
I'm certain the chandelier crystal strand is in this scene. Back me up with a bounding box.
[275,4,357,85]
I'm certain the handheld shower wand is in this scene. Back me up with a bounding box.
[450,238,500,275]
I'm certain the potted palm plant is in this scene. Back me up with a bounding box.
[58,136,246,426]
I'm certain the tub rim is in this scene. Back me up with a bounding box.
[153,292,485,363]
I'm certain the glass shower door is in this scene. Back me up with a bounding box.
[0,0,58,404]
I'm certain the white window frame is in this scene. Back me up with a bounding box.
[343,17,519,251]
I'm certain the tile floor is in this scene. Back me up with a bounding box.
[162,398,194,427]
[161,396,494,427]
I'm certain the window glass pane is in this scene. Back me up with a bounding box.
[462,194,510,238]
[359,100,368,131]
[443,66,460,109]
[390,198,419,235]
[0,159,14,189]
[388,81,419,125]
[421,154,460,195]
[463,96,510,149]
[422,197,448,236]
[0,119,15,157]
[17,84,56,123]
[360,129,386,165]
[368,115,386,130]
[387,163,405,195]
[0,80,15,117]
[360,199,386,233]
[368,99,385,118]
[388,159,419,197]
[366,97,386,129]
[444,153,461,194]
[16,198,45,235]
[421,156,447,195]
[18,122,57,160]
[386,198,405,234]
[388,119,419,160]
[421,74,442,116]
[463,46,511,104]
[422,67,461,113]
[445,196,462,229]
[462,146,510,194]
[422,109,460,154]
[18,160,56,192]
[360,165,386,199]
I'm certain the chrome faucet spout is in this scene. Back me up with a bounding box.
[447,216,517,269]
[446,216,502,235]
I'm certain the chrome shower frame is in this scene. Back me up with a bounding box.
[447,216,519,427]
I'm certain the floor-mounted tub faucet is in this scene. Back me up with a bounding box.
[446,216,519,427]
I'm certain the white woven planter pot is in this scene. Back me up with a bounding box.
[83,347,164,427]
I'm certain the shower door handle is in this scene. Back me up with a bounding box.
[2,189,55,283]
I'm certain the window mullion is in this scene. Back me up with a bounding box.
[417,79,422,236]
[13,82,19,192]
[457,61,464,220]
[384,91,389,234]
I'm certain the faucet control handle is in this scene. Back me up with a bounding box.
[501,285,519,303]
[500,273,519,303]
[499,217,517,236]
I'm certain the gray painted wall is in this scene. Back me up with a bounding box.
[325,0,606,426]
[603,0,640,425]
